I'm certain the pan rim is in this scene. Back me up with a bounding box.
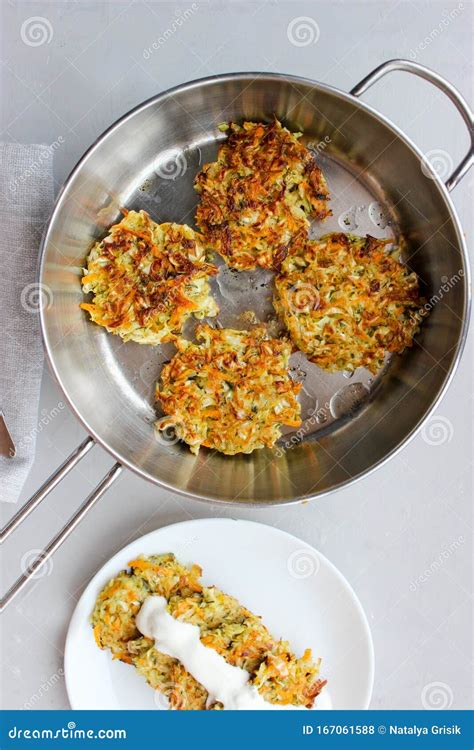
[38,69,471,506]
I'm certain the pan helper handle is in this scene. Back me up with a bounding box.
[351,59,473,192]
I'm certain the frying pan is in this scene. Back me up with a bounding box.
[1,59,472,609]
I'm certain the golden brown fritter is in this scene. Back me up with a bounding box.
[91,554,326,710]
[274,233,423,373]
[91,570,149,663]
[81,210,218,344]
[156,325,302,455]
[195,120,331,271]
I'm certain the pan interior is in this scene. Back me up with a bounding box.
[40,75,468,503]
[93,145,395,437]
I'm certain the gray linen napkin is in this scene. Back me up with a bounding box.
[0,143,54,503]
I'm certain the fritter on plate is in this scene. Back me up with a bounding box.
[273,233,423,373]
[195,120,331,271]
[91,553,326,710]
[155,324,302,455]
[81,209,218,344]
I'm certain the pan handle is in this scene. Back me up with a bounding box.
[0,462,123,612]
[350,59,473,192]
[0,436,95,544]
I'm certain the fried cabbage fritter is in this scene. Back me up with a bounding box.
[81,210,218,344]
[91,553,326,710]
[195,120,331,271]
[156,325,302,454]
[274,233,423,373]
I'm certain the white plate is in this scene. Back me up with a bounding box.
[65,518,374,710]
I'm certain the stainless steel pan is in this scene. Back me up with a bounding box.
[2,59,472,609]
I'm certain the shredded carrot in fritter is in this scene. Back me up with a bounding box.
[195,120,331,271]
[274,232,424,373]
